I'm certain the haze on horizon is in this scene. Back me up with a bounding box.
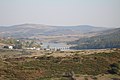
[0,0,120,28]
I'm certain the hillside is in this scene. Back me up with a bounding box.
[69,28,120,49]
[0,49,120,80]
[0,24,52,38]
[0,24,107,38]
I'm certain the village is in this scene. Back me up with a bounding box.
[0,38,70,51]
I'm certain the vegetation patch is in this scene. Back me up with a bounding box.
[0,49,120,80]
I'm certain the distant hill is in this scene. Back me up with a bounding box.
[0,24,107,38]
[0,24,52,38]
[69,28,120,49]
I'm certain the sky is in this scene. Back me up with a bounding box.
[0,0,120,27]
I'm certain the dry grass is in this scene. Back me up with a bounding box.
[25,49,116,58]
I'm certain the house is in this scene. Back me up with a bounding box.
[3,45,14,49]
[9,46,13,49]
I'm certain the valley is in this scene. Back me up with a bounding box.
[0,24,107,42]
[0,0,120,80]
[0,24,120,80]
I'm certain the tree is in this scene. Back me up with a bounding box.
[108,63,120,74]
[14,40,22,49]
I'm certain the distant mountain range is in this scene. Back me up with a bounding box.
[0,23,108,38]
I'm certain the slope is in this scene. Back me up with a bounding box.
[69,28,120,49]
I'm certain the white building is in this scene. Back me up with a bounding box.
[9,46,13,49]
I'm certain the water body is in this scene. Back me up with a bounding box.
[42,42,70,50]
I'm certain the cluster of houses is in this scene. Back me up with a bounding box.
[1,43,70,51]
[23,42,70,51]
[2,44,22,49]
[0,39,70,51]
[2,44,70,51]
[26,47,41,50]
[0,39,22,49]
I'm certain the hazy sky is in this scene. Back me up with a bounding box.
[0,0,120,27]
